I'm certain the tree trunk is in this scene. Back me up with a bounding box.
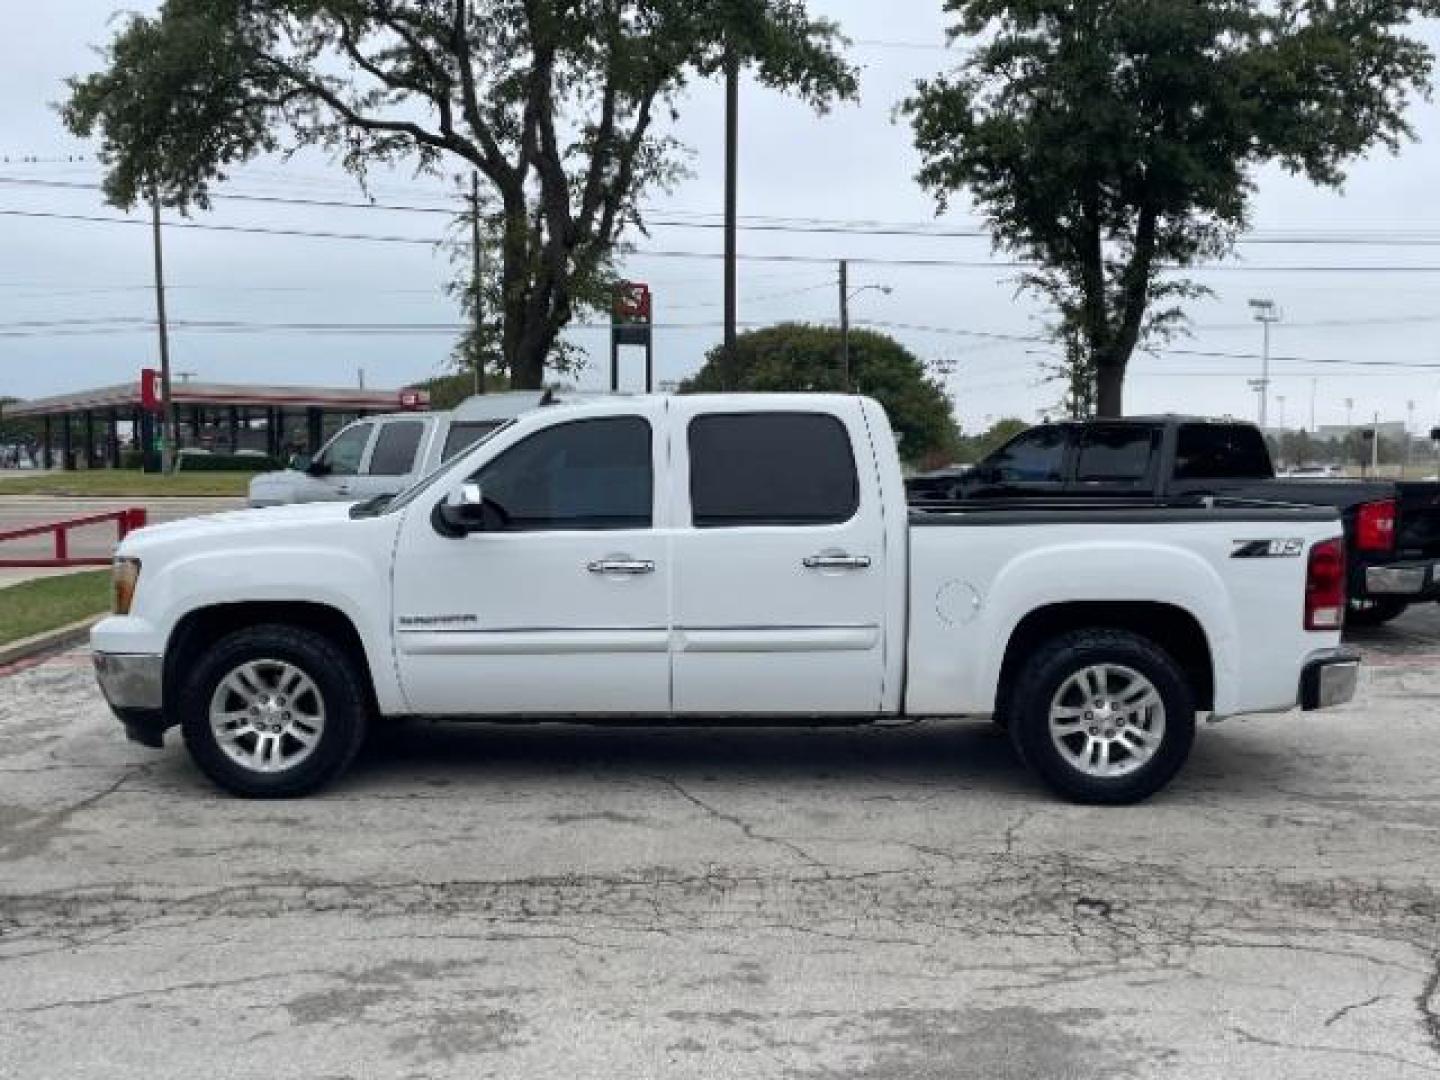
[510,331,551,389]
[1095,360,1125,418]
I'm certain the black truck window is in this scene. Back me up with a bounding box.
[1075,425,1157,482]
[1174,424,1273,480]
[989,427,1069,482]
[689,412,859,527]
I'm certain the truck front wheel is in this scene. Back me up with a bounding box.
[1008,629,1196,805]
[179,624,369,797]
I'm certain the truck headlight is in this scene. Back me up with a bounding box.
[112,558,141,615]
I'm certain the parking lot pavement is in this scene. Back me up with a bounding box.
[0,496,245,567]
[1,617,1438,1079]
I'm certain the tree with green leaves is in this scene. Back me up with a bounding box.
[905,0,1440,417]
[679,323,960,464]
[65,0,856,388]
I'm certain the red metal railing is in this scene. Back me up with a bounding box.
[0,509,148,567]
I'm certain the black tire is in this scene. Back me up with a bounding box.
[1346,597,1409,628]
[179,624,369,797]
[1007,629,1196,805]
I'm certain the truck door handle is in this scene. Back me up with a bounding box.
[803,554,872,570]
[587,559,656,575]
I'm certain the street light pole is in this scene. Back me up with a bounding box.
[836,273,893,392]
[1248,299,1280,430]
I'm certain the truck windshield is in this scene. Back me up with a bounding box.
[377,420,516,515]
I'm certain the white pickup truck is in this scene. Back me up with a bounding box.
[92,394,1358,804]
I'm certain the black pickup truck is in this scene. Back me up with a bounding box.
[909,416,1440,626]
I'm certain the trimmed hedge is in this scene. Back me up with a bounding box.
[175,452,281,473]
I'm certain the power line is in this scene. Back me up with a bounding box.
[14,175,1440,249]
[858,319,1440,371]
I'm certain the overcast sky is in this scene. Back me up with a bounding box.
[5,2,1440,435]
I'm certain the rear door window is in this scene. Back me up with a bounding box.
[366,420,426,476]
[688,413,859,527]
[1074,425,1158,483]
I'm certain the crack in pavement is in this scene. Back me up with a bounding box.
[1232,1024,1440,1075]
[1420,954,1440,1058]
[1324,993,1389,1028]
[0,768,141,860]
[648,774,830,873]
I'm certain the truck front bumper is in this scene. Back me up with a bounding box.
[92,652,171,748]
[1299,650,1361,711]
[1363,561,1440,597]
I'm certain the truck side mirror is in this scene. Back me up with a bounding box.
[433,482,491,537]
[289,453,312,472]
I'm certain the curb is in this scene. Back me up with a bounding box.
[0,615,102,668]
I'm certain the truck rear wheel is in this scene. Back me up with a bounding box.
[179,624,368,797]
[1346,597,1408,628]
[1008,629,1196,805]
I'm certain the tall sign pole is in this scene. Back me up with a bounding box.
[723,49,739,390]
[611,282,653,393]
[151,188,175,473]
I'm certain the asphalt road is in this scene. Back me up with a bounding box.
[1,608,1438,1078]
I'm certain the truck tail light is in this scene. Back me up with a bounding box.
[1356,499,1396,552]
[1305,538,1346,632]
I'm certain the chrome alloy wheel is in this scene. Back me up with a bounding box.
[208,659,326,774]
[1048,663,1166,779]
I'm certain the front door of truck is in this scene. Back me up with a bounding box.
[391,404,671,716]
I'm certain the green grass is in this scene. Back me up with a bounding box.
[0,470,251,497]
[0,570,112,647]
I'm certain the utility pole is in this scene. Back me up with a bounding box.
[470,172,486,395]
[150,188,174,474]
[1406,399,1417,477]
[1248,299,1279,430]
[723,48,739,391]
[1276,394,1286,433]
[1345,397,1355,430]
[1309,377,1318,432]
[838,259,850,391]
[1373,411,1382,474]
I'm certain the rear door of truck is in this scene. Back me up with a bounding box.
[666,398,890,714]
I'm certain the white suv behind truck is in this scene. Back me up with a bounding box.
[247,391,551,507]
[94,394,1358,804]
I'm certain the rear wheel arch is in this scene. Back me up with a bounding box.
[995,601,1215,718]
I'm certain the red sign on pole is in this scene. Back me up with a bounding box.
[614,281,652,325]
[139,367,164,413]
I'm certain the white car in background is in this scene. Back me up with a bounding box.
[248,391,552,507]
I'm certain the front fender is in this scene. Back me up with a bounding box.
[132,533,403,712]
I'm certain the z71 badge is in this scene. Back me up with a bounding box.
[1231,538,1305,559]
